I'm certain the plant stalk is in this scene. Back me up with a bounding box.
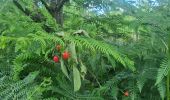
[167,71,170,100]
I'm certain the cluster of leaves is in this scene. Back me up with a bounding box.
[0,0,169,100]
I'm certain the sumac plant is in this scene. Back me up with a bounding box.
[0,0,169,100]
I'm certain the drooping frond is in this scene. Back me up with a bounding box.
[156,57,170,85]
[157,80,166,99]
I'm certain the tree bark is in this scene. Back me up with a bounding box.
[52,0,68,27]
[14,0,68,31]
[55,0,64,27]
[41,0,68,27]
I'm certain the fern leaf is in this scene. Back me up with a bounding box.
[157,81,166,99]
[65,36,135,71]
[156,58,170,85]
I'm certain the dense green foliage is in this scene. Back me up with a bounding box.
[0,0,169,100]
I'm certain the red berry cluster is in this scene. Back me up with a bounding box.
[53,45,70,63]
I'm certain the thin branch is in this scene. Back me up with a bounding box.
[13,0,30,16]
[13,0,55,32]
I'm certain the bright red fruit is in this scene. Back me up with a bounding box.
[53,56,59,63]
[56,45,61,51]
[124,91,129,96]
[62,51,70,60]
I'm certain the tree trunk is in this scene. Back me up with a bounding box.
[54,0,64,27]
[49,0,67,27]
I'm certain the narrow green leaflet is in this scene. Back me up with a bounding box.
[60,59,70,79]
[73,66,81,92]
[68,42,78,64]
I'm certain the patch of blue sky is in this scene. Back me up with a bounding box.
[89,0,159,15]
[126,0,159,7]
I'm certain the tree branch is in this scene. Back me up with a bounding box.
[13,0,30,16]
[13,0,55,32]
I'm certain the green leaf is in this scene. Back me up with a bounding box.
[80,62,87,80]
[68,42,78,63]
[0,37,7,49]
[60,59,70,79]
[73,66,81,92]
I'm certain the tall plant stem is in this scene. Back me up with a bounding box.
[167,72,170,100]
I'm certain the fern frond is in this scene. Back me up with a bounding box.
[156,57,170,85]
[129,81,138,100]
[65,36,134,70]
[137,76,147,93]
[0,71,39,99]
[12,52,34,80]
[157,81,166,99]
